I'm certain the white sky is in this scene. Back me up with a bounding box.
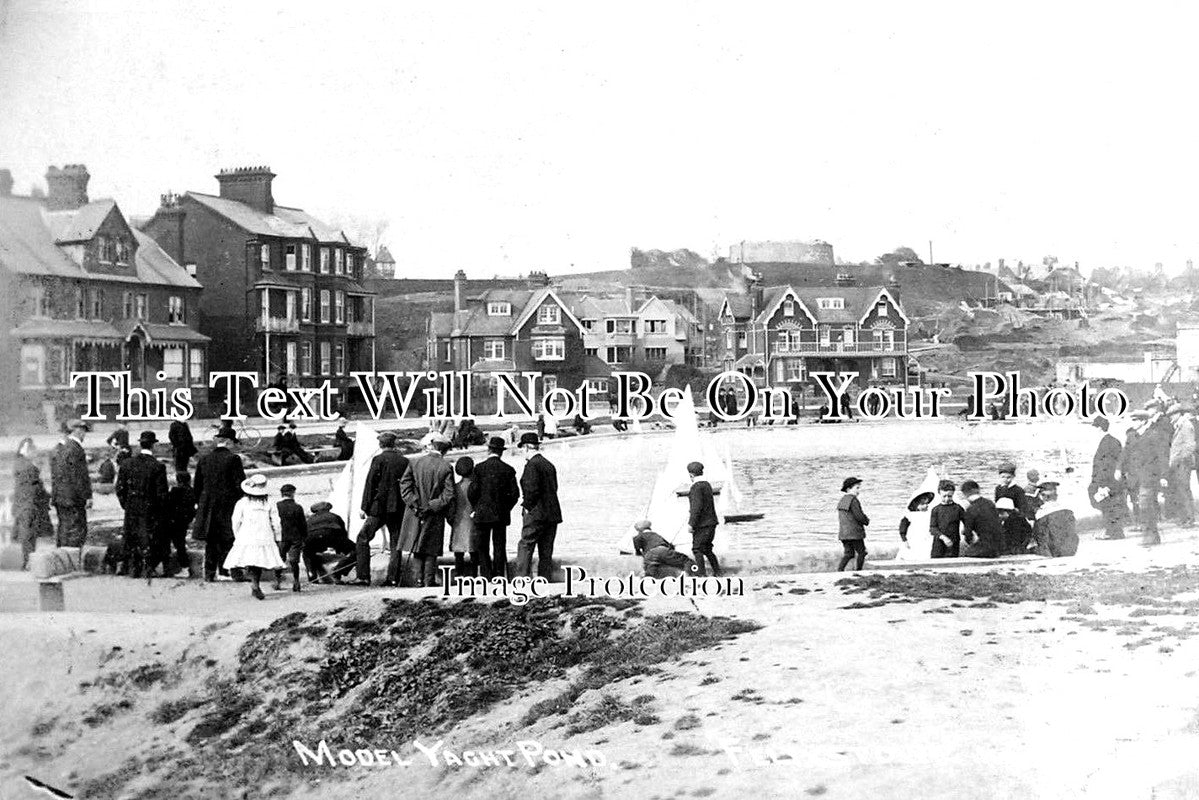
[2,0,1198,277]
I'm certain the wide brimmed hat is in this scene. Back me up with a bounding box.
[840,476,862,492]
[907,491,935,511]
[995,497,1017,511]
[240,474,269,496]
[1037,477,1060,489]
[518,432,540,448]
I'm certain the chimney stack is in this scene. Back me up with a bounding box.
[215,166,275,214]
[626,285,635,311]
[453,269,466,313]
[0,169,12,197]
[154,192,187,263]
[527,270,550,288]
[44,164,90,210]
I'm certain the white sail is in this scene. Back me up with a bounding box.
[894,466,941,561]
[326,421,382,534]
[616,387,727,553]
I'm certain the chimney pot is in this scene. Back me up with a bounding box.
[44,164,90,210]
[453,269,465,314]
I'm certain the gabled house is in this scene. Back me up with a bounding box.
[717,282,910,391]
[428,271,606,411]
[141,166,375,399]
[0,165,209,425]
[569,291,704,373]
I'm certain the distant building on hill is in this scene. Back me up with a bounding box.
[728,240,835,266]
[372,246,396,279]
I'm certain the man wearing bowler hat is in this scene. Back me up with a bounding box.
[354,430,409,586]
[116,431,169,579]
[193,426,246,580]
[50,419,93,550]
[515,433,562,580]
[468,436,521,578]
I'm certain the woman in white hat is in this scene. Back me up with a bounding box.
[224,473,286,599]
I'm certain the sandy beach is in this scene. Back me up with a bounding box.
[3,524,1199,800]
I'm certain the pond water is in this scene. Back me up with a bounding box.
[281,418,1105,557]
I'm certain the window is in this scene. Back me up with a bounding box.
[301,288,312,322]
[334,290,345,324]
[301,244,312,272]
[162,347,184,380]
[873,329,895,349]
[186,263,197,276]
[786,359,805,381]
[783,299,795,317]
[320,290,331,323]
[319,341,331,374]
[483,339,506,360]
[345,253,355,277]
[189,348,205,383]
[285,244,297,271]
[168,296,184,324]
[319,247,330,274]
[737,331,747,348]
[20,344,44,387]
[346,299,356,324]
[606,318,634,335]
[286,341,297,375]
[260,244,270,271]
[334,342,345,374]
[843,327,855,346]
[30,286,49,318]
[532,337,565,361]
[816,297,845,310]
[75,287,85,319]
[881,357,897,378]
[536,304,561,325]
[644,347,667,360]
[581,319,594,331]
[605,346,632,364]
[134,293,147,319]
[589,378,609,394]
[97,236,109,263]
[286,292,297,321]
[88,288,102,320]
[644,319,666,334]
[299,341,313,375]
[876,299,888,316]
[261,289,271,320]
[820,327,831,346]
[487,301,512,316]
[584,347,597,357]
[725,330,734,349]
[116,240,130,265]
[334,249,344,275]
[542,375,558,396]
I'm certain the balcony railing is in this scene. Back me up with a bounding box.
[347,320,375,336]
[256,316,300,333]
[771,340,906,355]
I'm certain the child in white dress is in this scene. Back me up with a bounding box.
[224,474,286,599]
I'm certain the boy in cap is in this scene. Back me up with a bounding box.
[274,483,307,592]
[837,476,869,571]
[994,462,1028,519]
[304,501,356,583]
[687,461,721,576]
[631,519,697,578]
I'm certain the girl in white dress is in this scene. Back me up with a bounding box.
[224,474,286,599]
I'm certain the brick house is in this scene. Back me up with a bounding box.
[569,291,704,376]
[141,166,375,401]
[717,280,910,393]
[0,165,208,426]
[428,271,610,412]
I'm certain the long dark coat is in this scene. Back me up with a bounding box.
[398,453,456,555]
[467,454,520,526]
[50,438,91,506]
[169,420,197,461]
[192,446,246,542]
[116,452,169,517]
[361,450,410,516]
[520,453,562,524]
[962,497,1004,558]
[12,454,53,544]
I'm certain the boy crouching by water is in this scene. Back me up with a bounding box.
[837,476,869,571]
[631,519,698,578]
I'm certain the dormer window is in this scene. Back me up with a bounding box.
[116,239,130,265]
[487,301,512,316]
[876,299,888,316]
[536,304,561,325]
[783,299,795,317]
[97,236,118,264]
[816,297,844,310]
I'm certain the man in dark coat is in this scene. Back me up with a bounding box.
[1089,416,1128,540]
[168,419,197,475]
[12,437,53,568]
[334,418,354,460]
[961,479,1004,558]
[688,460,721,575]
[304,501,356,583]
[116,431,169,578]
[467,436,520,579]
[399,433,456,587]
[193,428,246,580]
[515,433,562,580]
[354,431,409,586]
[50,419,92,549]
[1126,407,1171,545]
[274,483,307,592]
